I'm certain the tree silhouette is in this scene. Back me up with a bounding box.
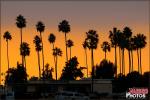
[36,21,45,72]
[101,41,111,59]
[82,40,88,77]
[66,39,74,59]
[126,71,142,87]
[16,14,26,65]
[53,47,62,80]
[20,42,30,71]
[5,62,27,85]
[118,31,127,75]
[48,33,56,76]
[142,72,150,87]
[123,27,132,73]
[42,63,53,80]
[85,30,99,92]
[33,35,42,78]
[58,20,70,62]
[133,34,146,74]
[109,27,120,76]
[60,56,83,80]
[3,31,12,70]
[95,59,116,79]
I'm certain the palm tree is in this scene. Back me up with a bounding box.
[33,35,42,78]
[53,47,62,80]
[123,27,132,73]
[36,21,45,72]
[16,14,26,65]
[109,27,120,76]
[20,42,30,71]
[82,41,88,77]
[101,41,111,59]
[133,34,146,74]
[58,20,70,62]
[3,31,12,71]
[66,39,74,59]
[130,37,136,72]
[48,33,56,68]
[85,30,99,93]
[118,32,127,75]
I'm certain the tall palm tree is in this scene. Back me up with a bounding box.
[133,34,146,74]
[82,41,88,77]
[48,33,56,68]
[126,38,132,73]
[123,27,132,73]
[33,35,42,78]
[130,37,135,72]
[101,41,111,59]
[85,30,99,93]
[53,47,62,80]
[109,27,120,76]
[20,42,30,71]
[36,21,45,72]
[16,14,26,65]
[118,32,127,75]
[66,39,74,59]
[58,20,70,62]
[3,31,12,70]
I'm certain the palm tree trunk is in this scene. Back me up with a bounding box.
[123,49,125,75]
[105,51,106,59]
[128,50,131,73]
[20,28,24,66]
[37,51,41,78]
[70,47,71,59]
[91,49,94,93]
[85,48,88,77]
[65,33,68,62]
[119,47,122,74]
[114,46,117,77]
[6,40,10,70]
[40,32,45,72]
[122,49,124,75]
[24,56,26,71]
[52,43,56,74]
[137,49,140,73]
[131,50,133,72]
[139,48,142,74]
[55,56,58,80]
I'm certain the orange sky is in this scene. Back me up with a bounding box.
[1,1,149,82]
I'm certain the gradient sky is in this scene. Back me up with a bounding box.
[1,1,149,82]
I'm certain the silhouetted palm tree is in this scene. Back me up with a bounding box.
[58,20,70,62]
[82,41,88,77]
[48,33,56,67]
[53,47,62,80]
[133,34,146,74]
[101,41,111,59]
[20,42,30,71]
[109,27,120,76]
[126,39,132,73]
[66,39,74,59]
[130,37,136,72]
[36,21,45,72]
[85,30,99,93]
[118,32,127,75]
[123,27,132,73]
[16,14,26,65]
[33,35,42,78]
[3,31,12,70]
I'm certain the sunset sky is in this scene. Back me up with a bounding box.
[1,1,149,82]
